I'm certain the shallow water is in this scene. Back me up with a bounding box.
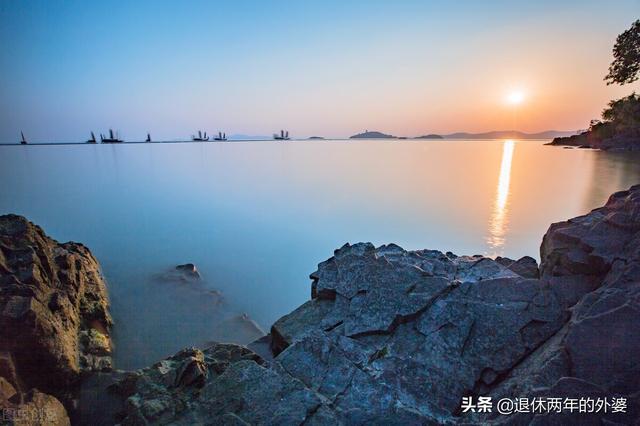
[1,139,639,369]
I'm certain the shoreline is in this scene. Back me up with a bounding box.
[0,138,564,147]
[1,185,639,423]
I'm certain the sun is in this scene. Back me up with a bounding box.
[506,91,525,105]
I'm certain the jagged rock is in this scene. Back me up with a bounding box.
[495,255,540,279]
[269,243,567,422]
[0,214,112,409]
[8,184,640,425]
[112,344,334,425]
[476,185,640,424]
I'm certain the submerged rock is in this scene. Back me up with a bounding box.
[206,313,267,347]
[156,263,202,283]
[0,214,112,419]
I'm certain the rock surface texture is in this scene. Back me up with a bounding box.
[0,214,112,422]
[107,185,640,425]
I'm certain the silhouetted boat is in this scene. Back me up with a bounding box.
[101,129,123,143]
[146,133,151,142]
[192,131,209,141]
[86,132,97,144]
[273,130,290,140]
[213,132,227,141]
[20,132,27,145]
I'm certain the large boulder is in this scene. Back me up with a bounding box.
[477,185,640,424]
[0,214,112,411]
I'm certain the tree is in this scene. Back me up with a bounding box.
[605,20,640,85]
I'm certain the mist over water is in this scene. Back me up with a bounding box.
[1,139,639,368]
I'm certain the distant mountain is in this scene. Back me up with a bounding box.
[350,131,395,139]
[441,130,577,140]
[414,134,444,139]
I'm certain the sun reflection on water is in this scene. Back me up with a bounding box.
[487,140,515,253]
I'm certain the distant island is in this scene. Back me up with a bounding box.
[347,130,575,140]
[442,130,576,140]
[307,136,325,140]
[414,134,444,139]
[350,131,395,139]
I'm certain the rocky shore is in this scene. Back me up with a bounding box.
[2,186,640,424]
[548,129,640,151]
[0,215,112,425]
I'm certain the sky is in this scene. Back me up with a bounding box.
[1,0,639,142]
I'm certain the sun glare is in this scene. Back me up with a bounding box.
[506,91,525,105]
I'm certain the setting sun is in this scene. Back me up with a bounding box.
[506,90,525,105]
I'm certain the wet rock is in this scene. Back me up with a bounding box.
[157,263,202,283]
[0,214,112,408]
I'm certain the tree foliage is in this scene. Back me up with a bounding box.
[589,93,640,139]
[605,20,640,85]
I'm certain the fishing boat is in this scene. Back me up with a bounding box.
[273,130,290,140]
[146,133,151,142]
[192,131,209,141]
[101,129,123,143]
[20,131,27,145]
[86,132,97,143]
[213,132,227,141]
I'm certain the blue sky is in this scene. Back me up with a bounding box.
[1,0,639,141]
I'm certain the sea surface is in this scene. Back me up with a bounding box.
[1,139,639,369]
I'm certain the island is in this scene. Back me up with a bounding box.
[349,130,396,139]
[307,136,325,140]
[414,134,444,139]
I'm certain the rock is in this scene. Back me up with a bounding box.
[112,344,334,425]
[495,255,540,278]
[3,389,71,426]
[476,185,640,423]
[78,370,130,426]
[175,263,201,280]
[548,129,640,151]
[0,214,112,409]
[156,263,202,283]
[7,184,640,425]
[0,376,17,403]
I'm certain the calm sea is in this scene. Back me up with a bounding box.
[2,139,639,368]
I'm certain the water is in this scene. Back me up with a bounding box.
[1,139,639,369]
